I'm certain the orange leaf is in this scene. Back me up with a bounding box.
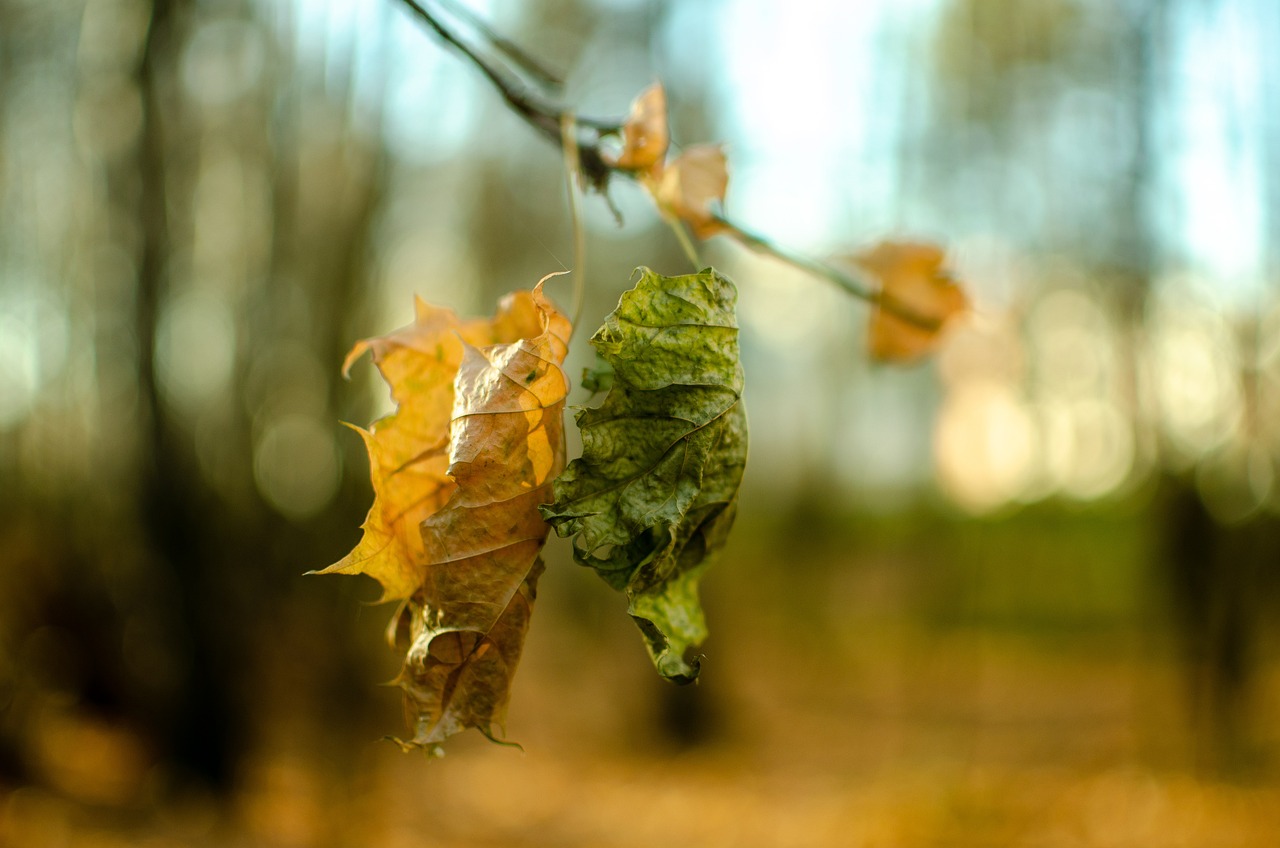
[652,144,729,239]
[321,279,570,752]
[607,82,669,175]
[399,281,570,750]
[851,241,968,363]
[318,294,544,601]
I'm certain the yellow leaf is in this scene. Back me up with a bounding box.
[318,294,544,601]
[652,143,729,239]
[607,82,669,175]
[324,278,570,752]
[851,241,968,363]
[399,280,570,749]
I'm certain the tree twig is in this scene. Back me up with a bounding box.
[715,215,943,332]
[394,0,618,188]
[391,0,945,333]
[432,0,565,94]
[397,0,559,137]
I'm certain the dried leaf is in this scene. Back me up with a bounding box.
[852,240,968,363]
[541,268,747,683]
[318,294,544,600]
[325,280,570,753]
[401,284,569,751]
[652,144,730,239]
[607,82,669,175]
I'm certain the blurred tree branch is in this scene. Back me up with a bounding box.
[393,0,947,333]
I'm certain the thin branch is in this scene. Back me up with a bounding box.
[715,215,944,332]
[391,0,946,333]
[432,0,565,93]
[397,0,560,139]
[394,0,618,188]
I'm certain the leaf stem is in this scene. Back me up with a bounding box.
[665,214,701,271]
[560,112,588,341]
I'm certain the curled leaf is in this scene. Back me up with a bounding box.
[607,82,669,175]
[541,268,747,683]
[318,295,543,600]
[652,144,730,240]
[402,283,569,751]
[851,240,968,363]
[326,280,570,753]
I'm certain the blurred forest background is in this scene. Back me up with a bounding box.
[2,0,1280,845]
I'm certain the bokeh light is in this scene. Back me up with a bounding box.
[155,290,238,413]
[253,413,342,520]
[935,380,1037,513]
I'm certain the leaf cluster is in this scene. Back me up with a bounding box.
[319,3,972,754]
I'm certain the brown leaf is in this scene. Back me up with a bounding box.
[399,281,570,750]
[851,241,968,363]
[652,143,730,239]
[317,294,544,601]
[321,280,569,752]
[607,82,669,175]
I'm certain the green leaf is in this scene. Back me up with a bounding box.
[541,267,747,683]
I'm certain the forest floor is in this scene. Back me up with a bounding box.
[4,508,1279,846]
